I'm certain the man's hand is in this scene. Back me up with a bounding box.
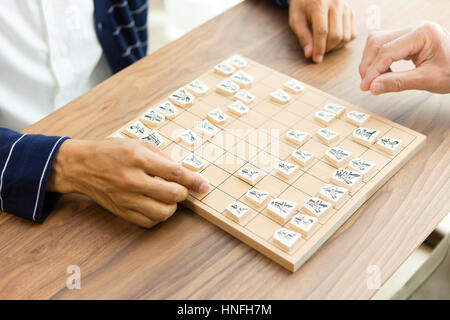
[359,22,450,95]
[47,139,209,228]
[289,0,357,63]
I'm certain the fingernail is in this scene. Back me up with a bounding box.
[314,55,323,63]
[371,81,384,94]
[304,44,312,57]
[199,181,210,194]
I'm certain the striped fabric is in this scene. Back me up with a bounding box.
[94,0,149,73]
[0,129,69,222]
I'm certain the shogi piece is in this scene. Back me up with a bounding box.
[348,158,376,180]
[314,110,336,126]
[316,127,340,145]
[331,169,362,193]
[225,201,251,223]
[182,153,206,171]
[234,89,256,105]
[267,198,298,224]
[303,196,332,220]
[195,120,219,137]
[288,213,319,238]
[270,88,291,104]
[346,110,370,126]
[291,149,314,167]
[216,78,240,96]
[285,130,309,147]
[168,87,195,108]
[324,147,352,168]
[141,129,164,147]
[231,70,254,88]
[324,103,346,117]
[227,100,249,116]
[156,101,178,119]
[275,161,299,179]
[228,54,247,69]
[376,136,402,155]
[141,109,165,128]
[214,62,235,76]
[178,129,201,149]
[318,184,348,208]
[186,79,209,96]
[282,78,304,94]
[123,120,150,139]
[352,127,380,147]
[272,228,302,252]
[207,108,228,125]
[245,187,270,207]
[238,167,263,185]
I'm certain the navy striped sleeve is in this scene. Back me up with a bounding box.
[0,128,70,223]
[270,0,290,8]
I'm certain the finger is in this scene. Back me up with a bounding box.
[350,8,357,40]
[119,209,158,229]
[342,6,352,45]
[126,195,178,222]
[369,68,428,95]
[361,29,424,91]
[326,5,343,52]
[310,3,328,63]
[290,11,314,58]
[142,153,209,194]
[144,175,189,204]
[141,140,171,160]
[359,27,412,79]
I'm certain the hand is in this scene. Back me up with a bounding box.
[47,138,210,228]
[359,22,450,94]
[289,0,357,63]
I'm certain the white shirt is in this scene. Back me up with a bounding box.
[0,0,112,131]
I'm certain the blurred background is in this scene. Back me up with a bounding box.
[149,0,243,53]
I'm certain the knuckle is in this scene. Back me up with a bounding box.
[169,164,184,181]
[328,31,342,43]
[166,187,185,203]
[331,0,343,9]
[420,21,441,36]
[315,27,328,37]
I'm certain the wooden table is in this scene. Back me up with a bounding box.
[1,0,449,299]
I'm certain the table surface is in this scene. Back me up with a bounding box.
[1,0,449,299]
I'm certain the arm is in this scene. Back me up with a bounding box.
[0,127,69,222]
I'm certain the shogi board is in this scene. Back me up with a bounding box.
[109,55,426,272]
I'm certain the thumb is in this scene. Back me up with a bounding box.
[291,13,314,58]
[369,68,427,94]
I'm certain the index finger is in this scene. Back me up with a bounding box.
[310,4,329,63]
[143,152,210,194]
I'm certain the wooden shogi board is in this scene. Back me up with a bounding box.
[110,55,426,272]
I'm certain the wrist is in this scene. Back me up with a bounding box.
[46,139,89,194]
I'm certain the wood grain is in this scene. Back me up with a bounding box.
[0,0,449,299]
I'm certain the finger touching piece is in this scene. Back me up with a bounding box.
[360,29,424,91]
[144,155,209,194]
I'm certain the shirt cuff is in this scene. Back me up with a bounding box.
[1,132,70,223]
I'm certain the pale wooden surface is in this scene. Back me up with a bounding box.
[0,0,449,299]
